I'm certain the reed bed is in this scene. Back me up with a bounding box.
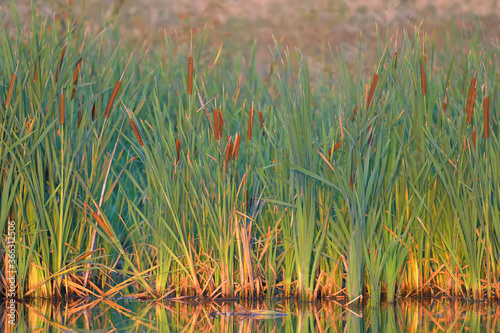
[1,2,500,304]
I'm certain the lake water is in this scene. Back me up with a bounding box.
[2,298,499,332]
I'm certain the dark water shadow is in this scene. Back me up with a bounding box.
[1,298,500,332]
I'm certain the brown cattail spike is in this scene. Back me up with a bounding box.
[105,80,122,119]
[466,78,476,124]
[72,58,82,100]
[55,44,67,84]
[366,74,378,110]
[225,138,233,171]
[130,118,144,146]
[442,95,447,113]
[393,52,398,83]
[233,133,241,160]
[91,102,96,121]
[247,104,254,141]
[60,93,65,125]
[188,56,193,95]
[258,110,264,135]
[77,98,83,128]
[420,59,427,96]
[484,97,489,138]
[214,109,220,141]
[5,74,16,108]
[176,138,180,163]
[34,61,38,83]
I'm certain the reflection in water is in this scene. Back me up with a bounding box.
[2,298,500,332]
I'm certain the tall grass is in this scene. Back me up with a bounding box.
[1,1,500,304]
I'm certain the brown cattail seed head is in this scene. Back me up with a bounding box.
[105,80,122,119]
[472,129,476,149]
[247,104,254,141]
[484,97,490,139]
[466,78,476,124]
[366,74,378,110]
[420,59,427,96]
[5,73,16,108]
[225,137,233,167]
[176,138,180,163]
[60,93,65,125]
[233,133,241,160]
[55,44,67,84]
[130,118,144,146]
[92,102,96,121]
[72,58,82,100]
[214,109,220,141]
[188,56,193,95]
[258,110,265,135]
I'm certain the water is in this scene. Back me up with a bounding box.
[2,298,499,332]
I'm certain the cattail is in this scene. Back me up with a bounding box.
[247,104,254,140]
[72,58,82,100]
[176,138,180,163]
[233,133,241,160]
[5,74,16,108]
[366,74,378,110]
[466,78,476,124]
[219,111,224,136]
[187,56,193,95]
[258,110,265,135]
[442,95,447,113]
[420,59,426,96]
[350,105,358,122]
[328,140,342,156]
[472,129,476,149]
[77,98,82,128]
[225,137,233,170]
[91,102,96,121]
[483,97,489,138]
[33,61,38,83]
[130,118,144,146]
[60,93,65,125]
[214,109,220,141]
[105,80,122,119]
[55,44,67,84]
[393,52,398,83]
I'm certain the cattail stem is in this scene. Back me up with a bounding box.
[105,80,122,119]
[420,59,427,96]
[5,74,16,108]
[60,92,65,125]
[130,118,144,146]
[188,56,193,95]
[366,74,378,110]
[247,104,254,141]
[214,109,220,141]
[484,97,489,138]
[466,78,476,124]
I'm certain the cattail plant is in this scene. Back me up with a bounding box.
[233,133,241,160]
[472,129,476,149]
[442,95,447,113]
[105,80,122,119]
[466,78,476,124]
[5,73,16,108]
[91,102,96,121]
[225,137,233,171]
[420,59,427,95]
[176,138,180,163]
[33,61,38,83]
[60,92,65,125]
[214,109,220,141]
[77,97,83,128]
[393,51,398,83]
[188,56,193,95]
[366,74,378,110]
[258,110,264,135]
[218,110,224,138]
[130,118,144,146]
[55,44,67,84]
[72,58,82,100]
[247,103,254,140]
[328,141,342,156]
[483,96,489,138]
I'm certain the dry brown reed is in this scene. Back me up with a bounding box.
[105,80,122,119]
[5,74,16,108]
[366,74,378,110]
[60,92,65,125]
[420,59,426,96]
[55,44,67,84]
[91,102,96,121]
[72,58,82,100]
[483,96,489,138]
[188,56,193,95]
[233,133,241,160]
[214,109,220,141]
[247,104,254,140]
[466,78,476,124]
[130,118,143,146]
[176,138,180,163]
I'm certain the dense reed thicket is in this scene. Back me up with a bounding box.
[1,3,500,304]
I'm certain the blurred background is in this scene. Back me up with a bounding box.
[1,0,499,68]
